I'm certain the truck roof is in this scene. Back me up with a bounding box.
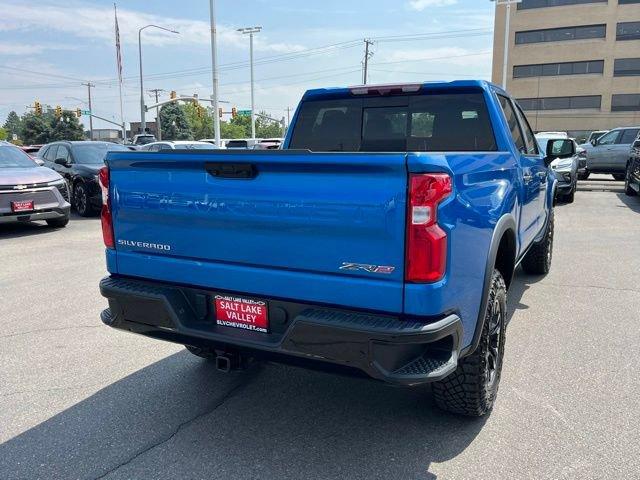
[302,80,504,101]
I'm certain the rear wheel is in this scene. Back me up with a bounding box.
[562,188,575,204]
[577,171,590,181]
[73,182,94,217]
[626,166,638,197]
[522,209,554,275]
[613,174,625,181]
[432,270,507,417]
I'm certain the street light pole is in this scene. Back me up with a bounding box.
[210,0,221,147]
[138,24,179,135]
[238,26,262,140]
[491,0,522,90]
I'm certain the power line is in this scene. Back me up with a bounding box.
[79,28,496,87]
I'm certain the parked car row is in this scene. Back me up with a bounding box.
[539,127,640,203]
[37,141,130,216]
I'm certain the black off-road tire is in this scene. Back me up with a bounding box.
[46,215,70,228]
[185,345,217,360]
[613,174,625,181]
[521,209,554,275]
[432,270,507,417]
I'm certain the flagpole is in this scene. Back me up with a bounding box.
[114,3,126,142]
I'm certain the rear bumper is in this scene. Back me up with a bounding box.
[100,276,462,386]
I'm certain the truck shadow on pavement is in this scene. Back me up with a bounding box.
[0,214,98,239]
[1,348,489,479]
[506,267,545,326]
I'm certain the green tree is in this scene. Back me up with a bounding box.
[182,103,213,140]
[159,102,192,140]
[256,112,284,138]
[49,113,85,141]
[220,120,247,139]
[3,111,22,140]
[228,114,251,137]
[20,112,51,144]
[0,127,7,141]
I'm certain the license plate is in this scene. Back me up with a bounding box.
[11,200,34,212]
[215,295,269,333]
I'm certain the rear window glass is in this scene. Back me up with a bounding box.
[289,92,496,152]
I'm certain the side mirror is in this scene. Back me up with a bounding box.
[633,140,640,149]
[545,139,575,166]
[54,158,70,167]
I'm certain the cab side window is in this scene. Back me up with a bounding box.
[44,145,59,161]
[619,129,639,144]
[498,95,526,154]
[597,130,620,146]
[57,146,71,162]
[513,104,539,155]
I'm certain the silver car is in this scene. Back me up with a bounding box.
[0,141,71,227]
[581,126,640,180]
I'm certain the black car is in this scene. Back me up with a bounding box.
[626,137,640,197]
[38,141,129,216]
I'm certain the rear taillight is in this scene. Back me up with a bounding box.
[98,166,114,249]
[405,173,452,283]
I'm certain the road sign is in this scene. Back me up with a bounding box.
[82,110,91,115]
[237,110,252,116]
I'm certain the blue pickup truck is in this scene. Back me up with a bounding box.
[99,81,574,416]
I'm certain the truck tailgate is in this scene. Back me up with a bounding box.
[108,151,408,313]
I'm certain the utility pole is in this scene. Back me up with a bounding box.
[490,0,522,90]
[362,39,374,85]
[81,82,95,140]
[286,106,291,130]
[238,26,262,139]
[210,0,221,147]
[138,25,179,135]
[148,88,164,140]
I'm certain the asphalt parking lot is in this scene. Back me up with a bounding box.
[1,175,639,480]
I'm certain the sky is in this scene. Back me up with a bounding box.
[0,0,496,132]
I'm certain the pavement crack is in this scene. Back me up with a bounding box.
[94,373,255,480]
[0,324,101,340]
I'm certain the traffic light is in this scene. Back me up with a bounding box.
[170,90,177,100]
[34,101,42,115]
[197,105,203,118]
[76,108,82,118]
[231,107,237,118]
[55,105,62,118]
[219,107,223,119]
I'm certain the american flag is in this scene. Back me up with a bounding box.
[114,3,123,83]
